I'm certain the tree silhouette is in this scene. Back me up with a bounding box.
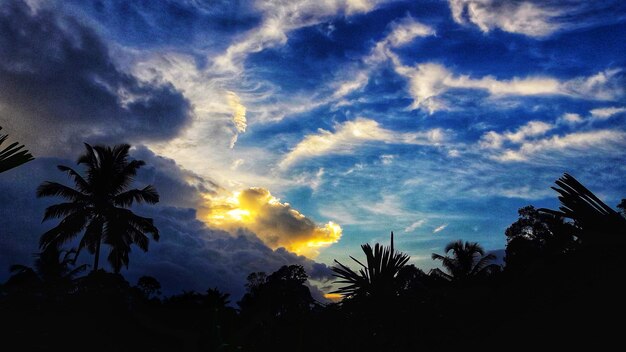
[332,232,410,299]
[6,246,87,296]
[431,240,498,283]
[136,276,162,300]
[0,126,34,173]
[239,265,313,318]
[37,143,159,272]
[504,206,577,274]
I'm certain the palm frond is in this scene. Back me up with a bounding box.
[113,185,159,207]
[0,126,34,173]
[37,182,87,202]
[39,210,90,249]
[57,165,90,193]
[42,202,87,221]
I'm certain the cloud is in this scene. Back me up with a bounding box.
[361,194,409,217]
[433,224,448,233]
[479,121,554,149]
[589,106,626,120]
[404,220,426,233]
[293,168,326,191]
[280,118,446,168]
[200,187,342,258]
[394,63,624,113]
[448,0,562,37]
[132,53,249,150]
[333,16,435,100]
[213,0,385,74]
[559,113,584,125]
[380,154,395,165]
[227,91,248,148]
[0,1,192,156]
[492,129,626,162]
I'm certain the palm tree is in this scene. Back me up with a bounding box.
[431,240,498,283]
[0,126,34,173]
[332,232,410,299]
[37,143,159,272]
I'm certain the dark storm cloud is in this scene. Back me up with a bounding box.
[0,1,192,155]
[0,147,332,299]
[127,206,333,299]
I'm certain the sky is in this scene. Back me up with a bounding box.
[1,0,625,299]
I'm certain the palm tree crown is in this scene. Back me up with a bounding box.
[431,240,498,283]
[37,143,159,272]
[332,232,410,299]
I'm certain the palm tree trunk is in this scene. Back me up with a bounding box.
[93,237,101,272]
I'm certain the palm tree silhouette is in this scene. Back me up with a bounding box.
[37,143,159,272]
[7,246,87,296]
[332,232,410,299]
[431,240,498,283]
[0,126,34,173]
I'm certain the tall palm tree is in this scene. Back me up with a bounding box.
[37,143,159,272]
[0,126,34,173]
[332,232,410,299]
[431,240,498,283]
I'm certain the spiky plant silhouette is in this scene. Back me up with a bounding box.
[332,232,410,299]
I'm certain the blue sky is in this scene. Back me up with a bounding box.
[1,0,625,296]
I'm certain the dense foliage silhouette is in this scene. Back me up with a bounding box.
[1,170,625,351]
[37,143,159,272]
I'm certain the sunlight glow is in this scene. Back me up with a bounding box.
[202,188,342,258]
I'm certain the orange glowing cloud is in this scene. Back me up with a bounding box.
[201,187,342,258]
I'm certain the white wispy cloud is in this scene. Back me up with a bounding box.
[590,106,626,120]
[133,53,249,149]
[279,117,446,168]
[213,0,386,74]
[293,167,326,191]
[361,194,410,217]
[479,120,554,150]
[448,0,562,37]
[331,16,435,100]
[493,129,626,162]
[227,91,248,148]
[393,63,623,113]
[404,220,426,233]
[433,224,448,233]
